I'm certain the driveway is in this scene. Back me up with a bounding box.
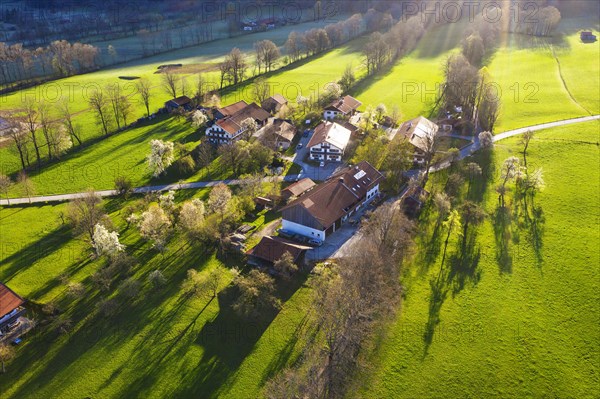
[305,199,381,261]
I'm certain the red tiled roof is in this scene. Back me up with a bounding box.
[216,118,241,135]
[325,95,362,114]
[0,283,24,318]
[246,236,310,263]
[231,102,270,125]
[215,103,271,135]
[217,100,249,117]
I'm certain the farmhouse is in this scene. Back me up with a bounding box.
[246,236,310,268]
[281,161,383,241]
[259,119,297,150]
[281,178,316,200]
[324,95,362,120]
[261,94,288,114]
[214,100,249,119]
[0,282,25,338]
[164,96,193,112]
[398,116,439,165]
[307,121,351,162]
[206,102,270,145]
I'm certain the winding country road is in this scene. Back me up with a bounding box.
[1,115,598,206]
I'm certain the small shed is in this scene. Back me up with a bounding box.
[246,236,310,268]
[281,178,316,200]
[254,196,274,210]
[402,186,430,217]
[581,31,597,42]
[165,96,193,112]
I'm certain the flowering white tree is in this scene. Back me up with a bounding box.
[240,117,259,140]
[178,199,206,234]
[52,126,73,157]
[92,223,125,259]
[159,190,176,212]
[147,140,175,177]
[139,204,172,249]
[191,110,208,128]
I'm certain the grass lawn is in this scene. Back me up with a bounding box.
[0,189,313,398]
[355,120,600,398]
[6,115,202,197]
[553,29,600,115]
[219,36,369,106]
[353,18,467,117]
[486,41,589,132]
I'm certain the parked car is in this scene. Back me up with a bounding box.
[308,238,323,246]
[297,143,303,150]
[277,229,294,239]
[303,129,310,137]
[319,161,325,167]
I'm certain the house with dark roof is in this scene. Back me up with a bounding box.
[402,185,430,217]
[323,95,362,120]
[206,102,270,145]
[258,119,298,150]
[164,95,193,112]
[307,121,352,162]
[398,116,439,165]
[246,236,310,268]
[261,94,288,114]
[281,161,383,241]
[0,283,25,337]
[281,178,316,200]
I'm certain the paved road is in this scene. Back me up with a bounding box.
[0,175,301,206]
[1,115,598,206]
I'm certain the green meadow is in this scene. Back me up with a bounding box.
[0,190,313,399]
[355,120,600,398]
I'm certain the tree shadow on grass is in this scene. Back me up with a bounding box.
[1,243,209,399]
[526,205,545,268]
[168,272,308,398]
[0,223,72,283]
[493,206,513,274]
[423,231,482,356]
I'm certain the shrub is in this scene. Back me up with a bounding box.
[174,155,196,176]
[114,176,133,197]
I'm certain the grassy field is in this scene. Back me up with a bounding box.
[353,18,467,118]
[355,120,600,398]
[0,189,312,398]
[0,16,354,177]
[5,116,203,196]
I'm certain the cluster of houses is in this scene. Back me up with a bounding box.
[162,92,441,270]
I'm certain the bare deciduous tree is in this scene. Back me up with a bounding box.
[88,88,111,136]
[67,190,106,243]
[136,78,152,117]
[162,70,179,98]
